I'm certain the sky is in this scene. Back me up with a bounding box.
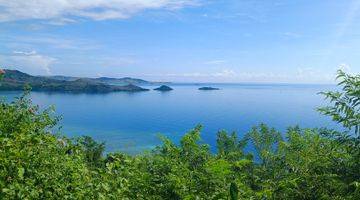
[0,0,359,83]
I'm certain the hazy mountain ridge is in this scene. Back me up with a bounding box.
[44,75,169,86]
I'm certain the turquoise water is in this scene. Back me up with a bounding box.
[0,84,340,154]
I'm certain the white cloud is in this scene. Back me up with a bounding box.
[95,56,139,67]
[338,63,351,72]
[45,18,77,26]
[296,67,316,78]
[212,69,236,77]
[142,67,339,83]
[13,50,37,56]
[1,35,100,51]
[295,67,335,82]
[324,0,360,62]
[0,0,199,23]
[204,60,227,65]
[180,69,237,78]
[144,69,242,79]
[281,32,302,39]
[0,50,56,75]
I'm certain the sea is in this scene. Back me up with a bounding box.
[0,83,341,154]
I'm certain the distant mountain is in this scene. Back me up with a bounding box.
[0,70,149,93]
[45,75,79,81]
[45,75,168,86]
[95,77,150,85]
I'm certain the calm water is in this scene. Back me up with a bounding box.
[0,84,340,154]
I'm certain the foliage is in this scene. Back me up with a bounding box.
[0,70,359,199]
[319,70,360,134]
[76,136,105,168]
[318,70,360,198]
[229,182,238,200]
[246,124,282,167]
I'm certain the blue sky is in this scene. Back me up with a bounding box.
[0,0,359,83]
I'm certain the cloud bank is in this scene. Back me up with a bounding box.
[142,67,343,83]
[0,0,199,22]
[0,51,56,75]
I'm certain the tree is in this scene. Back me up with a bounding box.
[229,182,238,200]
[76,136,105,167]
[318,70,360,134]
[318,70,360,189]
[246,124,282,167]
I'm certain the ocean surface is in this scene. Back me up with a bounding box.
[0,84,340,154]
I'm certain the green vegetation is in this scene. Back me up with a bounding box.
[318,70,360,134]
[0,70,359,199]
[0,69,149,93]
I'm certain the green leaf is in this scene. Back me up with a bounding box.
[18,167,25,180]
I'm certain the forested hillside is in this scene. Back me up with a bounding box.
[0,70,149,93]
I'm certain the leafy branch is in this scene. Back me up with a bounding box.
[318,70,360,135]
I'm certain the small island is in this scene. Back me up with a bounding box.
[154,85,173,91]
[198,87,220,90]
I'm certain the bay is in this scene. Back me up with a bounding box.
[0,84,340,154]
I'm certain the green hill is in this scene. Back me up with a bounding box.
[0,70,149,93]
